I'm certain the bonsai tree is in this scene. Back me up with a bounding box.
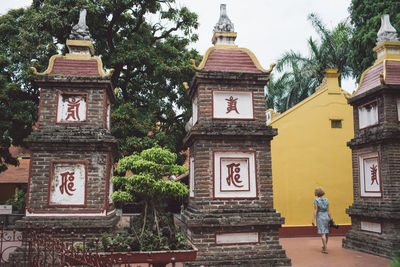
[111,146,189,250]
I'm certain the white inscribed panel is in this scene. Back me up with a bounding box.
[361,221,381,233]
[213,90,253,119]
[358,103,378,129]
[359,153,381,197]
[216,232,259,245]
[214,151,257,198]
[57,94,87,123]
[49,162,86,205]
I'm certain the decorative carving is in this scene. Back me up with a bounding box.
[376,14,399,45]
[69,9,92,41]
[213,4,234,33]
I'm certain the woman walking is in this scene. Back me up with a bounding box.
[312,186,332,254]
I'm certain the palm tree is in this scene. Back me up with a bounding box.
[265,13,352,112]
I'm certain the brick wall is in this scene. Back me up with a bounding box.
[27,145,111,212]
[38,85,108,129]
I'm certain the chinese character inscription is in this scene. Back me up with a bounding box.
[225,96,239,114]
[370,164,379,185]
[65,97,81,121]
[226,163,243,187]
[59,171,76,195]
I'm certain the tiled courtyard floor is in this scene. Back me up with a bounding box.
[160,236,391,267]
[280,236,391,267]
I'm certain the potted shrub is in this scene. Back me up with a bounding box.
[105,146,196,266]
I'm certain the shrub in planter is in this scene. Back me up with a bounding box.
[110,147,189,251]
[5,189,26,214]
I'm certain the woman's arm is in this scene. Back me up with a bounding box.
[312,204,317,226]
[328,205,332,220]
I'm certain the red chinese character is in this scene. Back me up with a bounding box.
[59,171,76,196]
[225,96,239,114]
[65,97,81,121]
[370,164,379,185]
[226,163,243,188]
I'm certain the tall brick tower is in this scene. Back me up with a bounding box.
[20,10,118,231]
[181,5,290,266]
[342,14,400,257]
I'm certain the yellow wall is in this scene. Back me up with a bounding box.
[269,70,354,227]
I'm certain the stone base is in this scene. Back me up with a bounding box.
[181,209,291,267]
[15,213,120,238]
[343,203,400,258]
[342,229,400,258]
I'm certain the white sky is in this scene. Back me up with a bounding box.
[1,0,356,92]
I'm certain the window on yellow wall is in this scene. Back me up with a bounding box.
[330,119,342,128]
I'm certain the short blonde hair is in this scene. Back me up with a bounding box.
[315,187,325,197]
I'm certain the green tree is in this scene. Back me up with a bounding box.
[348,0,400,81]
[266,14,352,112]
[0,7,55,172]
[111,147,188,244]
[0,0,200,172]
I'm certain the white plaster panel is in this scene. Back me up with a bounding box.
[213,90,254,119]
[190,157,194,197]
[192,96,198,126]
[216,232,259,245]
[25,209,114,217]
[106,103,111,130]
[109,164,114,203]
[359,153,381,197]
[358,103,378,129]
[214,151,257,198]
[57,94,87,123]
[266,110,271,123]
[361,221,381,233]
[0,205,12,214]
[49,162,86,205]
[397,99,400,121]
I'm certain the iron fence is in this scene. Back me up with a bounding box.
[0,221,179,267]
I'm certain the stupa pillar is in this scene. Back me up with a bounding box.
[181,5,291,266]
[17,10,118,233]
[342,14,400,258]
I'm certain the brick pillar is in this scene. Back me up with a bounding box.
[181,19,291,263]
[17,29,119,232]
[342,15,400,258]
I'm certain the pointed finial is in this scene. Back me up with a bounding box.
[213,4,234,33]
[376,14,399,45]
[69,9,92,41]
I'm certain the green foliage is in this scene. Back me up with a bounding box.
[5,189,27,213]
[0,7,44,172]
[99,225,190,252]
[348,0,400,81]
[266,13,352,112]
[390,256,400,267]
[111,147,188,251]
[112,147,188,205]
[0,0,201,172]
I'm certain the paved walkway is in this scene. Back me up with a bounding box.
[132,236,391,266]
[280,236,391,267]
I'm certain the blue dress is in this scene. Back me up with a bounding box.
[314,197,330,234]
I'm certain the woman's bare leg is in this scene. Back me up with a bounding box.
[321,234,328,253]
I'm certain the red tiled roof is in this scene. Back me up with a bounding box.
[0,158,29,184]
[49,58,101,77]
[354,63,383,97]
[203,49,262,73]
[354,60,400,97]
[385,61,400,84]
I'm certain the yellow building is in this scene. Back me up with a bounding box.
[268,69,354,236]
